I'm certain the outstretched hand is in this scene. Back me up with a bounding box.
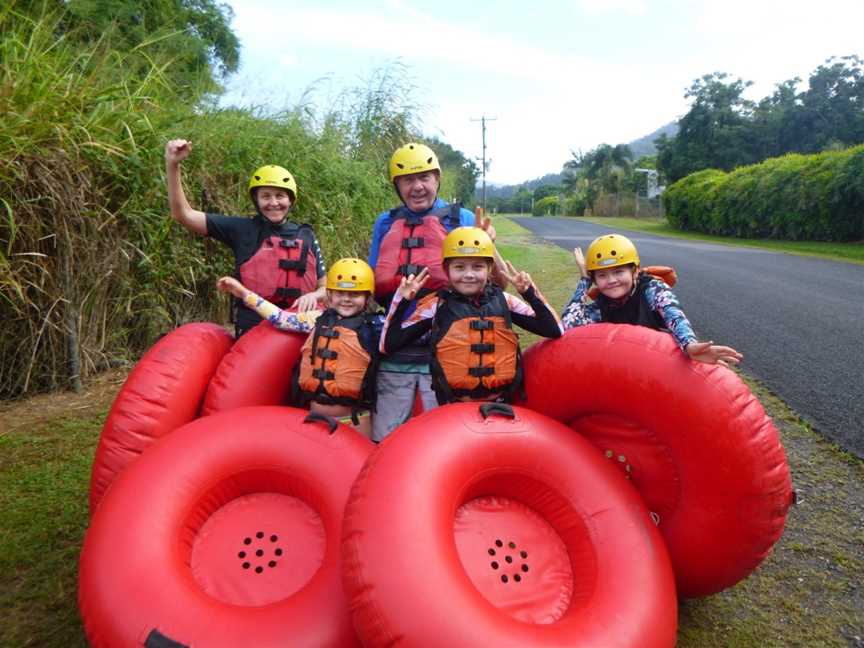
[573,247,589,279]
[294,292,319,313]
[686,341,743,367]
[500,260,533,294]
[397,267,430,300]
[165,139,192,164]
[479,215,497,242]
[216,276,246,299]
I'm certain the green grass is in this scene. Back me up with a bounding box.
[1,216,862,646]
[569,215,864,264]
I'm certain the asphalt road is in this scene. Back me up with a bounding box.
[512,217,864,457]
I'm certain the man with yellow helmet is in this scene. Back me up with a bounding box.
[562,233,742,366]
[217,257,383,438]
[165,138,327,337]
[381,227,562,406]
[365,143,479,439]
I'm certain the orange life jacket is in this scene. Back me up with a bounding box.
[239,225,318,307]
[429,286,521,404]
[374,204,462,302]
[294,310,378,410]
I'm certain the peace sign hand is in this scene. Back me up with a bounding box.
[501,260,533,294]
[397,267,430,300]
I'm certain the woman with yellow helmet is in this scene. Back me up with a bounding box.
[562,234,742,366]
[165,138,327,337]
[217,258,383,438]
[381,227,562,406]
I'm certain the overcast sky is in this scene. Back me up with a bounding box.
[220,0,864,185]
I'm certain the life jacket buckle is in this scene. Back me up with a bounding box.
[398,263,425,277]
[313,369,335,380]
[402,237,425,249]
[470,319,494,330]
[470,343,495,354]
[279,239,300,248]
[317,348,338,360]
[469,366,495,377]
[319,329,340,339]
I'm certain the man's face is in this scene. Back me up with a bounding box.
[395,171,439,213]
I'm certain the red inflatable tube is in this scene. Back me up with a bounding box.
[520,324,794,598]
[79,406,371,648]
[88,322,233,514]
[201,321,305,416]
[342,403,678,648]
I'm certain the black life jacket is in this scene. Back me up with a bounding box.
[597,273,666,330]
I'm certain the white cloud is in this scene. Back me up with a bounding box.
[577,0,648,16]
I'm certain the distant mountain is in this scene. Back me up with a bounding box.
[626,121,678,159]
[479,122,679,198]
[485,173,563,199]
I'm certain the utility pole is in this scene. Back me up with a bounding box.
[470,115,496,216]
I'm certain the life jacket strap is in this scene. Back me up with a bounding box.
[275,287,301,299]
[470,319,494,330]
[471,343,495,354]
[469,366,495,377]
[313,369,335,380]
[279,239,300,248]
[279,259,306,271]
[317,348,338,360]
[319,329,340,339]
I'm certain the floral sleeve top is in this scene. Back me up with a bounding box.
[561,276,697,350]
[241,291,321,333]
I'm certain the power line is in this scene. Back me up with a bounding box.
[470,115,496,215]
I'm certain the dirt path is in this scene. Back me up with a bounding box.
[0,368,127,435]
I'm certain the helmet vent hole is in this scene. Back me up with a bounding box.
[396,163,404,169]
[254,175,261,181]
[611,250,617,256]
[426,157,433,164]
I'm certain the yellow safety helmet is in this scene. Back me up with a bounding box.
[326,258,374,292]
[442,227,495,261]
[585,234,640,272]
[389,143,441,182]
[248,165,298,202]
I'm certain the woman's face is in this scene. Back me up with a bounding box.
[446,258,490,297]
[326,290,368,317]
[593,264,637,300]
[255,187,293,223]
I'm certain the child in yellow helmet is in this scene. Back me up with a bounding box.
[217,258,382,438]
[381,227,563,407]
[166,138,327,337]
[562,234,742,366]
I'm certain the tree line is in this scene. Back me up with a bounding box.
[487,55,863,219]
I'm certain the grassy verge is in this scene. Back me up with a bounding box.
[1,218,862,646]
[559,215,864,264]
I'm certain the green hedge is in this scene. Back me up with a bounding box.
[663,145,864,241]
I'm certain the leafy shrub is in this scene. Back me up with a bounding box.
[663,146,864,241]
